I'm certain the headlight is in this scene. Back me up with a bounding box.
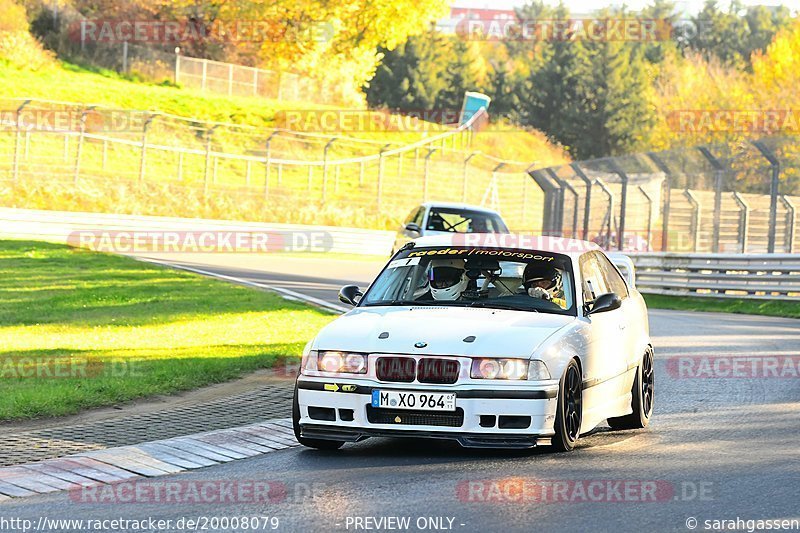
[471,358,529,380]
[302,350,367,374]
[527,360,551,380]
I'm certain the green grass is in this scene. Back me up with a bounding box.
[0,60,330,129]
[643,293,800,319]
[0,239,336,420]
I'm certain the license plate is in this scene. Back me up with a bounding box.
[371,390,456,411]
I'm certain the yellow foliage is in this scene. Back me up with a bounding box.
[751,20,800,107]
[0,0,27,33]
[0,31,54,70]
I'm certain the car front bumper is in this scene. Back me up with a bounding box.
[296,377,560,449]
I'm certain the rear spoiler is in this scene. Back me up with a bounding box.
[606,252,636,289]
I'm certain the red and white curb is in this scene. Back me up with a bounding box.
[0,418,298,501]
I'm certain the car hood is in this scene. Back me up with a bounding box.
[313,306,574,358]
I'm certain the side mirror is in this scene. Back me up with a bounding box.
[404,223,421,235]
[585,292,622,316]
[338,285,363,306]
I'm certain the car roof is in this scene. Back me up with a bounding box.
[420,202,502,215]
[411,234,601,258]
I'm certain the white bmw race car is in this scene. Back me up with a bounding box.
[292,235,654,451]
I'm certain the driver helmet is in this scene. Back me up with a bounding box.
[428,259,468,301]
[522,263,562,299]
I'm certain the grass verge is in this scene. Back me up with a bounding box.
[643,293,800,319]
[0,239,335,421]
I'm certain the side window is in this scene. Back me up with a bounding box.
[596,253,629,299]
[404,208,421,225]
[413,208,425,226]
[579,253,609,303]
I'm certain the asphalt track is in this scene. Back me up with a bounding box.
[2,253,799,533]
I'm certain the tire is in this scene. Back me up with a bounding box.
[551,359,583,452]
[608,347,654,430]
[292,383,345,450]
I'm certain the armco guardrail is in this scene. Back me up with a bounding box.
[627,252,800,300]
[0,208,395,256]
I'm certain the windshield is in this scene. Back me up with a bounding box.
[362,246,575,315]
[425,208,508,233]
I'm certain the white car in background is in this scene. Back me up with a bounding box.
[393,202,509,254]
[293,235,654,452]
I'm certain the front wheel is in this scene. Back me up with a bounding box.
[608,347,654,430]
[292,384,345,450]
[551,359,583,452]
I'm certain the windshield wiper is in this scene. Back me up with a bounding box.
[364,299,437,307]
[469,301,538,312]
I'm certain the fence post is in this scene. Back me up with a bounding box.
[647,152,674,252]
[594,178,614,248]
[174,48,181,85]
[264,131,279,200]
[228,64,234,96]
[12,99,30,182]
[397,151,403,178]
[322,138,337,202]
[377,144,390,212]
[177,151,183,181]
[483,163,506,212]
[570,163,592,240]
[697,147,725,253]
[638,185,653,250]
[780,195,795,253]
[547,169,579,238]
[203,125,218,195]
[201,59,207,91]
[606,159,629,251]
[462,152,479,202]
[74,106,93,184]
[139,114,153,185]
[122,41,128,74]
[732,191,750,253]
[529,169,562,235]
[423,148,437,202]
[752,141,781,253]
[683,189,701,252]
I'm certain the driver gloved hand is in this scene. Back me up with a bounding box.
[528,287,552,300]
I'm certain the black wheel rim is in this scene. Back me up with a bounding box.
[641,350,654,416]
[564,364,582,441]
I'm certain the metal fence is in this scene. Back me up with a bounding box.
[627,252,800,300]
[529,138,800,253]
[174,54,347,104]
[0,98,542,231]
[40,5,347,105]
